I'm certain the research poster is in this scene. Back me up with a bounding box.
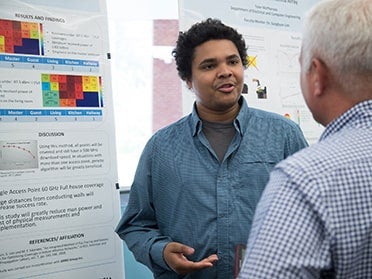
[179,0,323,143]
[0,1,124,278]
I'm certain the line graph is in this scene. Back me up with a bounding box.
[0,140,38,170]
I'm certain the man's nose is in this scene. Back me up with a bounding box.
[217,64,233,78]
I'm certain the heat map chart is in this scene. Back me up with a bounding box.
[0,19,42,55]
[41,74,103,108]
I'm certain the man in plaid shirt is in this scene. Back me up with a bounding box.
[239,0,372,278]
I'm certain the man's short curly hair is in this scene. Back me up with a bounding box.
[172,18,248,81]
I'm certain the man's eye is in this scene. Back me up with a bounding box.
[229,59,240,65]
[202,64,215,70]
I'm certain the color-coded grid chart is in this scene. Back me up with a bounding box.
[0,19,42,55]
[41,74,103,108]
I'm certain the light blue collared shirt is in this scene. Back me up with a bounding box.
[239,100,372,278]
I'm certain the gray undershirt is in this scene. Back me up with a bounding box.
[202,120,236,162]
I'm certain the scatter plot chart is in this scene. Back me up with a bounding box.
[0,19,42,55]
[0,140,38,170]
[41,74,103,107]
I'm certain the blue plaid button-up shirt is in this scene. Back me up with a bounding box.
[239,100,372,279]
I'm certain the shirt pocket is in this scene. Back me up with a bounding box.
[230,160,276,192]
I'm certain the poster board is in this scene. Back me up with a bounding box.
[0,0,124,278]
[179,0,323,144]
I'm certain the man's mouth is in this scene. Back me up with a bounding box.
[217,83,235,93]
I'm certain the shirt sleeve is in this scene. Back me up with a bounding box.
[115,138,172,274]
[238,168,332,278]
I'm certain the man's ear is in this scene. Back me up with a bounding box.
[310,58,328,97]
[186,80,192,90]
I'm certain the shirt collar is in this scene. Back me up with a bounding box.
[191,96,248,137]
[320,99,372,141]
